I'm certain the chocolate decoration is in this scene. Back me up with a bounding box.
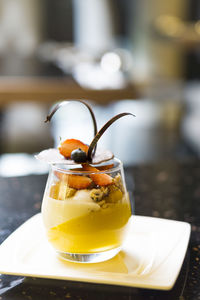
[87,113,135,161]
[45,100,97,154]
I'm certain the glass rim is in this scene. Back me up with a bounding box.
[51,157,123,175]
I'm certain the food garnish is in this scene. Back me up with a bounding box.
[82,164,113,186]
[36,100,135,165]
[61,174,92,190]
[59,139,88,160]
[87,112,135,162]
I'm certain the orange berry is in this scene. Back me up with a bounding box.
[65,174,92,189]
[54,171,92,189]
[59,139,89,158]
[82,164,113,186]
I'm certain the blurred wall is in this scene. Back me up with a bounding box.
[149,0,187,80]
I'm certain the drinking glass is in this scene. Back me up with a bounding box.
[41,158,131,263]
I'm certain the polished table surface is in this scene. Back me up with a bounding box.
[0,159,200,300]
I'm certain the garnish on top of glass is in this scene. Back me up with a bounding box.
[36,100,135,263]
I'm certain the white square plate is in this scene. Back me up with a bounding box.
[0,214,190,290]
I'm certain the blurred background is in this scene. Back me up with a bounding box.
[0,0,200,176]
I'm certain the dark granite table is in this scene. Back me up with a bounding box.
[0,159,200,300]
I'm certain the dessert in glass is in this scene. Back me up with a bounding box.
[36,100,134,263]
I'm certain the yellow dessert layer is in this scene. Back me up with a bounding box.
[47,199,131,253]
[42,195,100,229]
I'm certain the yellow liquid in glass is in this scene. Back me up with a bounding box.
[47,199,131,253]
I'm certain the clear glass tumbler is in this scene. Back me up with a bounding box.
[41,158,131,263]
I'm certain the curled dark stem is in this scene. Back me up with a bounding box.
[87,112,135,162]
[45,100,98,152]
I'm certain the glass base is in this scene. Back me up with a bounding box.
[57,247,121,263]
